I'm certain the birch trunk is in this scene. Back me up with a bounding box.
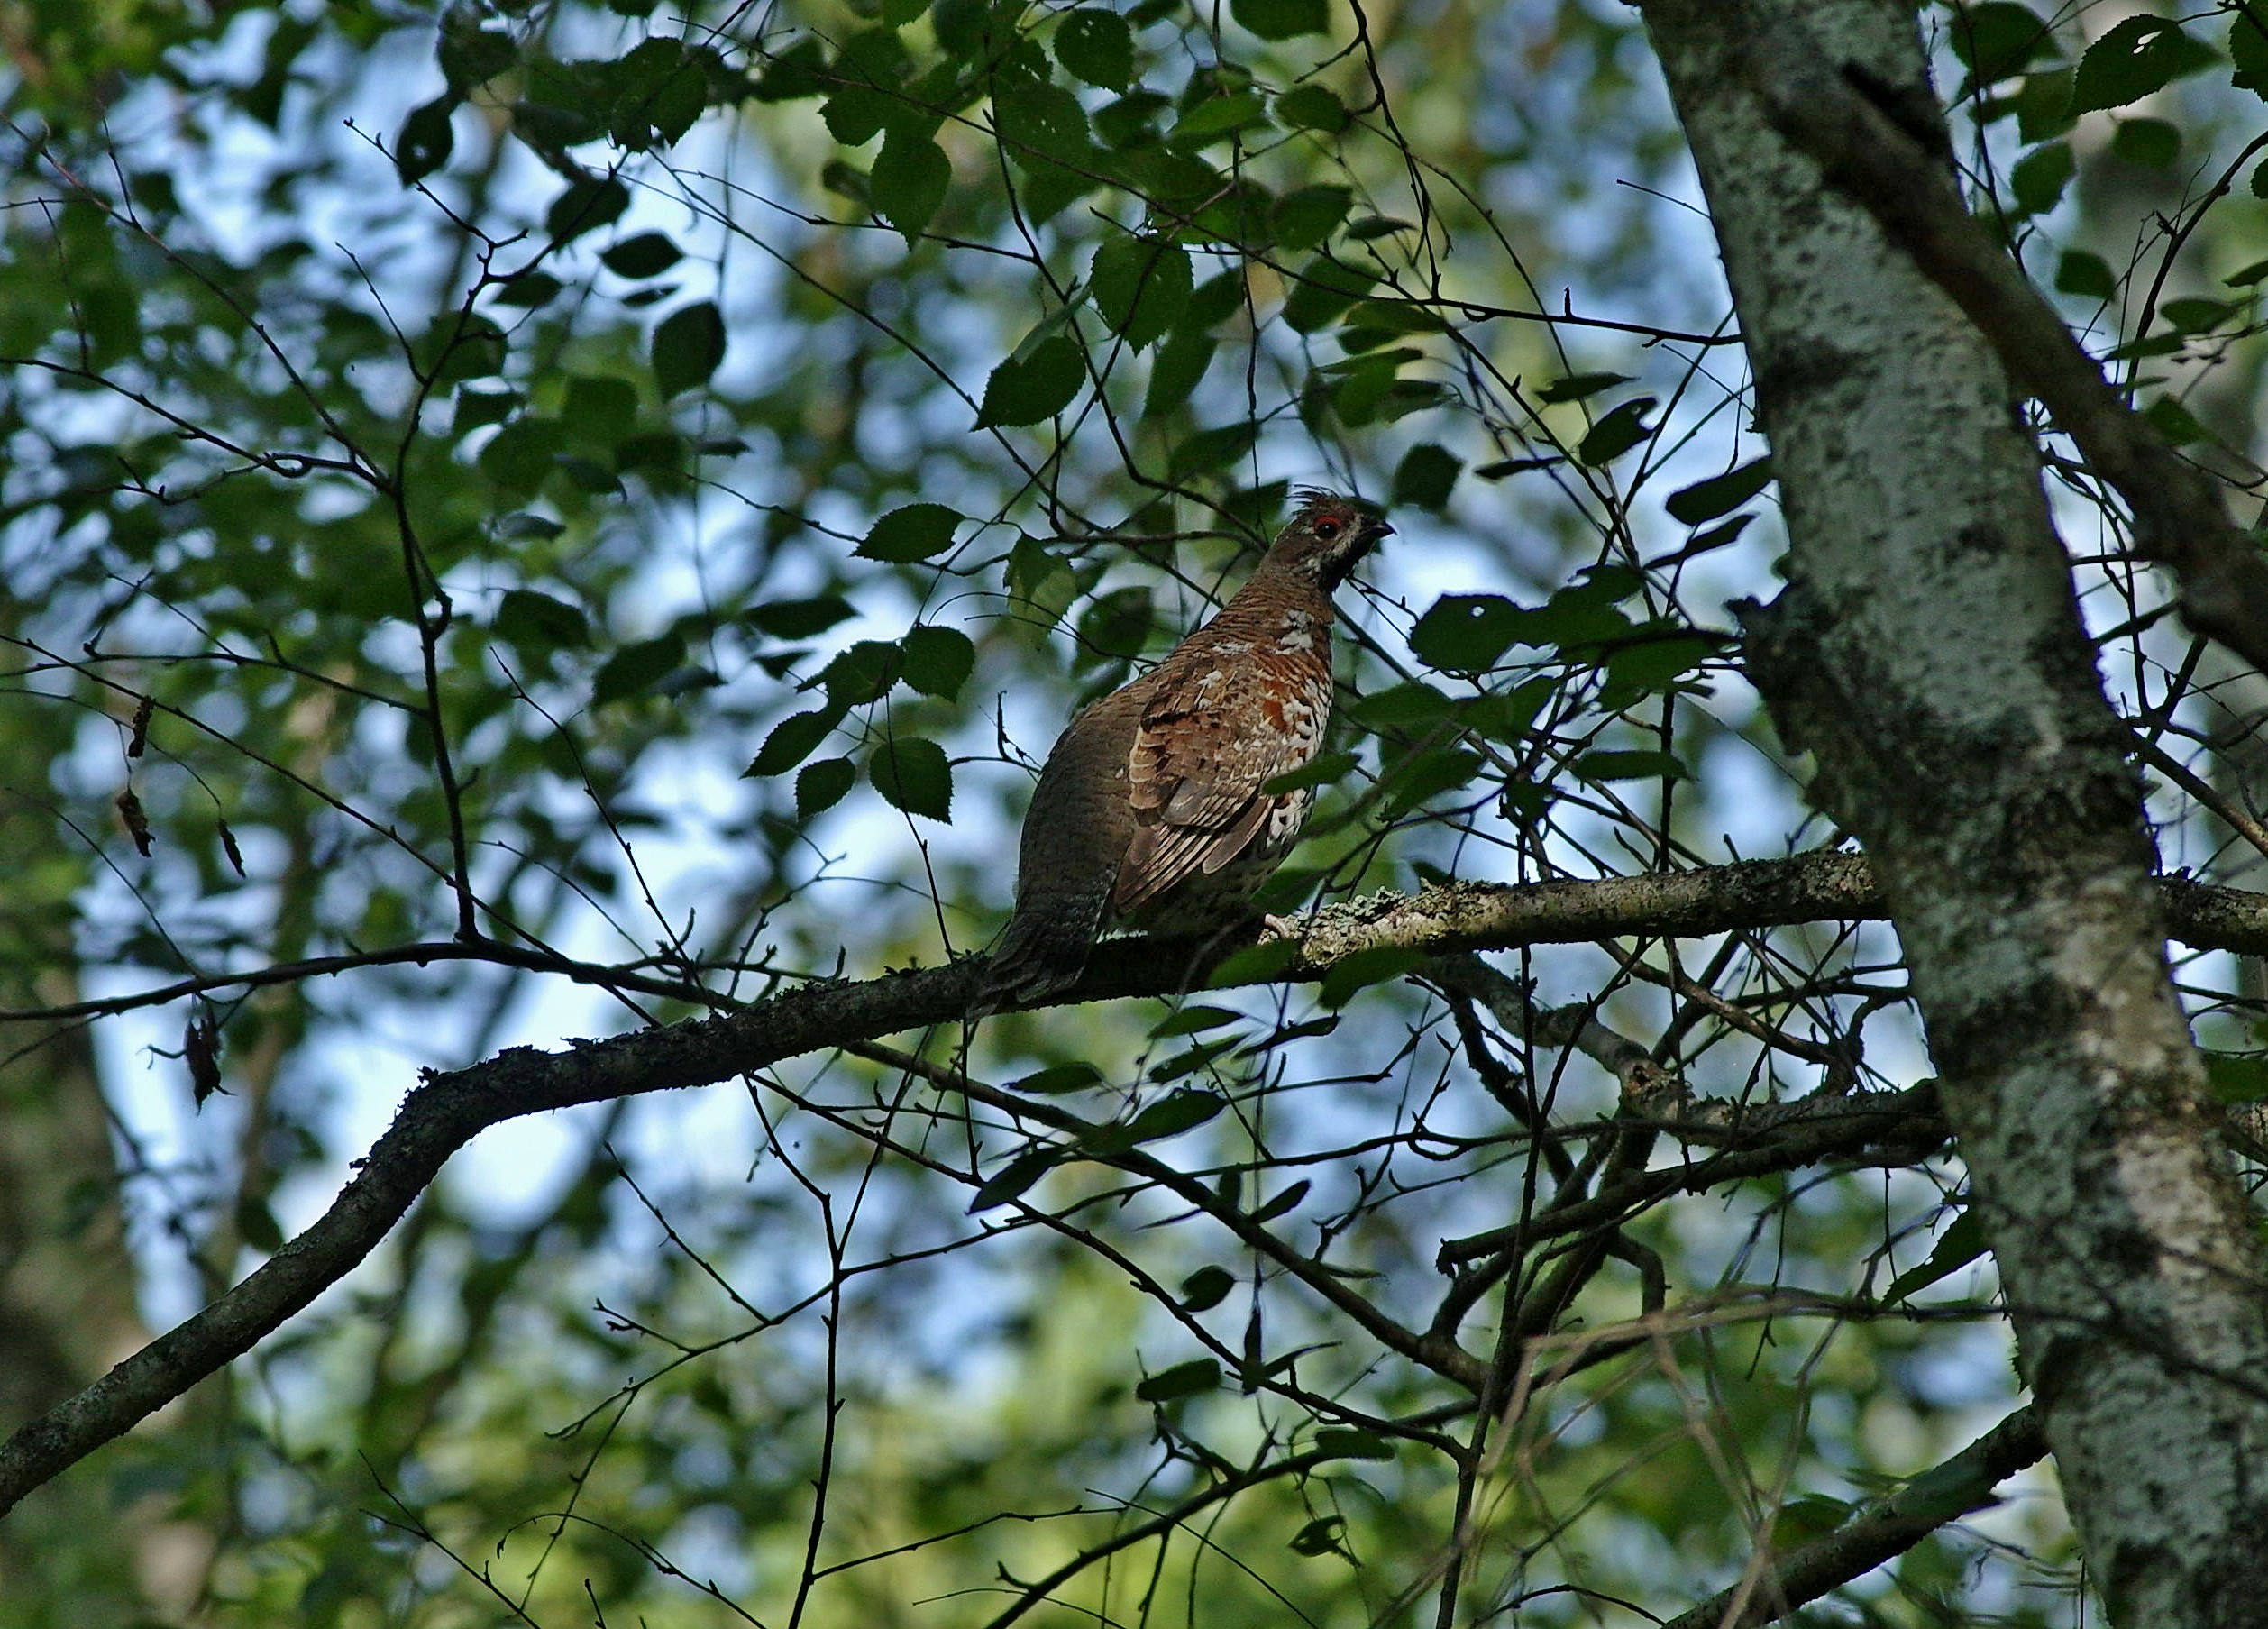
[1640,1,2268,1618]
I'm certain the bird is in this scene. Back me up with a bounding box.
[975,490,1392,1012]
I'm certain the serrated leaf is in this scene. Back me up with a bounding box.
[1121,1087,1225,1142]
[1947,3,2058,87]
[1179,1265,1235,1311]
[749,595,856,639]
[745,709,837,777]
[1168,420,1260,479]
[901,624,976,698]
[1169,92,1267,145]
[602,232,684,278]
[968,1147,1060,1213]
[1151,1004,1242,1038]
[1056,8,1134,88]
[818,639,904,705]
[1090,235,1193,351]
[1145,328,1217,416]
[795,755,855,818]
[1378,746,1485,817]
[593,632,687,707]
[2236,12,2268,96]
[1282,255,1375,333]
[870,737,952,819]
[974,334,1084,427]
[1135,1358,1221,1402]
[1270,184,1353,252]
[1666,456,1773,525]
[857,503,963,563]
[2069,16,2209,117]
[1230,0,1327,41]
[873,126,950,247]
[653,299,726,396]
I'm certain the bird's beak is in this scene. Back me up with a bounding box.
[1362,516,1395,548]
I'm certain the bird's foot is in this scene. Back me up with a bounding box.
[1256,911,1308,942]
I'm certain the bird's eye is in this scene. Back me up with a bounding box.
[1315,519,1341,540]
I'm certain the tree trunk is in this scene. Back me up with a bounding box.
[1640,0,2268,1619]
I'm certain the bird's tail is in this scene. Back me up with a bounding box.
[971,886,1106,1018]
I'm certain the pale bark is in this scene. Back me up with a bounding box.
[1639,1,2268,1621]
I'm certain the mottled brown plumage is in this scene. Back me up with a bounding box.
[976,492,1391,1011]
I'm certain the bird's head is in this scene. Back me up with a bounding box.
[1265,490,1393,590]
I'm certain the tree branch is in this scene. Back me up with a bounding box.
[1,849,2261,1517]
[1742,32,2268,680]
[1660,1405,2049,1629]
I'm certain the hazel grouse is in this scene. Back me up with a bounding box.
[976,491,1391,1011]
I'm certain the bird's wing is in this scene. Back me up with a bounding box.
[1112,663,1321,914]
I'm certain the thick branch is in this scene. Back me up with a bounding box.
[1661,1405,2049,1629]
[1,851,2263,1517]
[1743,33,2268,679]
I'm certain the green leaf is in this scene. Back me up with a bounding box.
[1167,419,1259,479]
[1348,681,1456,731]
[857,503,963,563]
[1536,371,1631,404]
[1318,947,1425,1007]
[2144,396,2207,448]
[439,21,517,92]
[546,175,630,243]
[968,1147,1060,1212]
[748,595,856,639]
[2069,16,2210,117]
[1169,92,1267,145]
[1665,457,1772,525]
[1122,1087,1225,1142]
[2008,142,2073,218]
[2204,1050,2268,1104]
[1135,1358,1221,1402]
[2225,257,2268,288]
[1275,83,1348,133]
[495,589,589,650]
[795,755,856,818]
[2110,116,2180,169]
[745,709,838,777]
[870,737,953,819]
[1378,746,1485,817]
[818,640,904,706]
[453,386,519,437]
[593,632,687,707]
[1946,3,2058,87]
[1576,397,1655,466]
[1885,1208,1988,1303]
[1288,1516,1349,1558]
[490,270,562,309]
[1145,328,1217,415]
[1010,1062,1105,1094]
[1281,256,1375,333]
[1179,1265,1235,1311]
[1312,1428,1394,1461]
[873,127,950,247]
[601,232,684,279]
[1230,0,1328,41]
[653,300,726,397]
[1473,454,1561,480]
[1090,235,1193,352]
[2161,297,2235,334]
[479,417,563,493]
[1412,594,1520,673]
[974,334,1084,427]
[1392,442,1460,510]
[397,96,457,184]
[2235,11,2268,96]
[1055,8,1135,88]
[1246,1179,1309,1222]
[2055,250,2117,301]
[1078,586,1156,658]
[1269,184,1353,252]
[901,624,976,698]
[1574,747,1688,783]
[1206,938,1301,987]
[1150,1004,1243,1038]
